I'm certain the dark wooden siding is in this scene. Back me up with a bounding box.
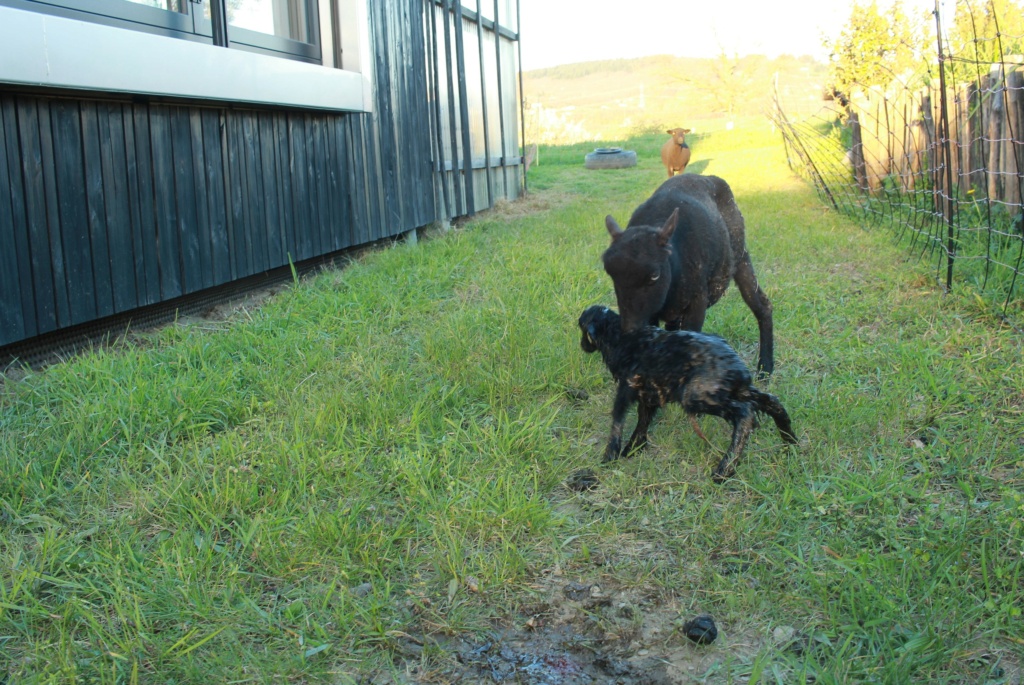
[0,98,351,343]
[0,0,522,349]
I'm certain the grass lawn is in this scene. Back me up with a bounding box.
[2,120,1022,684]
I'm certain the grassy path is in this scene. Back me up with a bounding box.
[2,122,1022,683]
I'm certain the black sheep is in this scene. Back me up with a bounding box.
[578,305,796,483]
[602,174,775,374]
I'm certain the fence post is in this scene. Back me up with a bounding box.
[934,0,956,291]
[850,111,868,191]
[987,66,1005,202]
[968,82,984,198]
[1004,68,1023,208]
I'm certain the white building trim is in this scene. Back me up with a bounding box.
[0,3,374,112]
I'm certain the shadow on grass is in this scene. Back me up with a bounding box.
[683,159,711,175]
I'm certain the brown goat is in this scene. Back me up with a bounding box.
[660,128,691,177]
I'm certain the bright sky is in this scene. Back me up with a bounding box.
[517,1,855,70]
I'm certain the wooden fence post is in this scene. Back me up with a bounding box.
[987,66,1004,202]
[849,110,868,192]
[1004,67,1022,208]
[967,81,985,198]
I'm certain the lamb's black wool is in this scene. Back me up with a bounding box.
[578,305,796,483]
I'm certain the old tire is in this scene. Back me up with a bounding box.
[585,147,637,169]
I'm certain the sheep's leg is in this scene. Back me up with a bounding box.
[733,254,774,375]
[623,401,658,457]
[666,304,707,333]
[712,406,755,483]
[753,389,797,443]
[603,383,637,463]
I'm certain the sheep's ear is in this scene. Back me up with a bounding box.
[682,128,691,134]
[587,322,598,344]
[666,129,674,135]
[606,215,624,242]
[657,208,679,247]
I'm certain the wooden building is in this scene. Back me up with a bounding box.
[0,0,523,352]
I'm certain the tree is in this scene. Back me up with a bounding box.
[946,0,1024,67]
[703,51,757,118]
[826,0,923,99]
[662,51,770,119]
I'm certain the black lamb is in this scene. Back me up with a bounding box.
[578,305,796,483]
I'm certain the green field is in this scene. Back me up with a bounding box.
[522,54,829,145]
[2,122,1022,683]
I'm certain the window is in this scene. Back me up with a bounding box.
[2,0,321,63]
[220,0,322,63]
[0,0,373,111]
[227,0,316,42]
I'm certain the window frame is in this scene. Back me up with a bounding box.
[0,0,326,64]
[2,0,211,42]
[0,0,373,112]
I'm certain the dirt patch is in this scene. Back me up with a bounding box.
[483,194,571,222]
[372,565,1023,684]
[372,570,766,684]
[442,626,675,684]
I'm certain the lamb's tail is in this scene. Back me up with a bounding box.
[749,388,797,444]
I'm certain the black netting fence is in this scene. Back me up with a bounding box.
[771,0,1024,328]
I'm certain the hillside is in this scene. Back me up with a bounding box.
[521,54,829,144]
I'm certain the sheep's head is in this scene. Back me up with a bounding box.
[666,127,691,145]
[578,305,616,353]
[602,209,678,332]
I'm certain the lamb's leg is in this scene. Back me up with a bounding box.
[603,383,636,463]
[678,365,709,442]
[623,401,658,457]
[712,406,755,483]
[752,389,797,443]
[668,305,709,445]
[733,254,774,376]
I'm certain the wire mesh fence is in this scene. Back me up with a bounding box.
[771,0,1024,329]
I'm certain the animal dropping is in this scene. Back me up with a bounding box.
[682,615,718,645]
[565,468,599,492]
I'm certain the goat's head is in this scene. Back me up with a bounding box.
[601,209,679,332]
[666,128,691,146]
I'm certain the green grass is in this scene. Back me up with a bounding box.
[2,123,1023,683]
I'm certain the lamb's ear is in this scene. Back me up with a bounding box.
[657,208,679,247]
[666,129,674,135]
[587,322,598,344]
[606,215,624,242]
